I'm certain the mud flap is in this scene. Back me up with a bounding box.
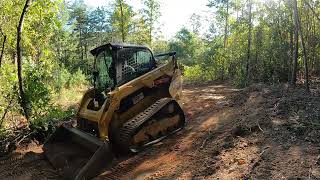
[43,125,114,180]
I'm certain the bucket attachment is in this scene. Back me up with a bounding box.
[43,125,114,180]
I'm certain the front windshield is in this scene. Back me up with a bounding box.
[95,50,114,92]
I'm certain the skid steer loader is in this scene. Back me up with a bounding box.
[43,43,185,180]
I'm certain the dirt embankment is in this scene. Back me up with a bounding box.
[1,83,320,179]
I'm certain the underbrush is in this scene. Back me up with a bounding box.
[29,106,76,142]
[182,63,291,88]
[183,65,215,82]
[183,64,243,87]
[0,63,89,156]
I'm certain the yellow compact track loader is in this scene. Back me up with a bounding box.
[43,43,185,179]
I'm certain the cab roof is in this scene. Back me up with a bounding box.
[90,43,150,56]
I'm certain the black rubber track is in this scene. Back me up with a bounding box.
[118,98,185,153]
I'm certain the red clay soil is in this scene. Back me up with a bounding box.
[1,83,320,180]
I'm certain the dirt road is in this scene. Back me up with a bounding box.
[1,83,320,179]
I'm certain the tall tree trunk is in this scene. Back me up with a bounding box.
[119,0,125,42]
[312,15,316,74]
[149,11,153,47]
[288,0,294,81]
[85,43,88,60]
[149,26,152,47]
[289,28,293,80]
[246,0,252,83]
[0,34,6,68]
[255,27,262,80]
[64,50,67,64]
[17,0,31,120]
[224,0,229,48]
[84,29,88,61]
[293,0,310,91]
[79,28,83,61]
[291,19,299,86]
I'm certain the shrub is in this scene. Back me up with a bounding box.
[68,68,88,88]
[24,62,53,119]
[54,67,71,92]
[30,106,76,142]
[184,65,213,82]
[0,64,19,127]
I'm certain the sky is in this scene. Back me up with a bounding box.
[82,0,211,39]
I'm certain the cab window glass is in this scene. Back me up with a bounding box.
[116,48,154,85]
[95,50,114,91]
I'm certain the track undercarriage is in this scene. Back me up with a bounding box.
[118,98,185,152]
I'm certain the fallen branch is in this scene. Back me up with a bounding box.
[200,138,208,149]
[257,123,264,132]
[16,132,32,146]
[200,131,215,149]
[248,146,270,176]
[259,146,270,156]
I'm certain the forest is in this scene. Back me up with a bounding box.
[1,0,320,179]
[0,0,317,129]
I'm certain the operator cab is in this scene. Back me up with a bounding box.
[91,43,156,94]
